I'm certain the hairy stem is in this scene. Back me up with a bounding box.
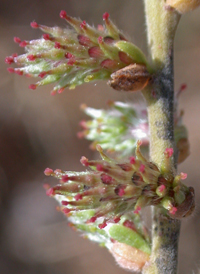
[142,1,181,273]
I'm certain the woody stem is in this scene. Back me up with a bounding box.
[142,1,181,273]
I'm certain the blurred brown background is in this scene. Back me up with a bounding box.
[0,1,200,273]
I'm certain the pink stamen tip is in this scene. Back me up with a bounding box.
[46,188,54,196]
[14,37,21,43]
[97,24,104,31]
[67,59,75,65]
[12,53,18,58]
[54,42,61,49]
[159,184,166,192]
[139,164,145,174]
[180,172,187,180]
[30,21,39,28]
[103,12,110,20]
[5,56,14,64]
[7,67,15,73]
[51,90,57,96]
[61,175,69,182]
[15,69,23,76]
[75,193,82,201]
[80,156,89,166]
[43,33,50,40]
[180,83,187,91]
[129,156,136,165]
[65,52,74,59]
[80,21,86,29]
[118,188,125,197]
[98,223,107,229]
[170,207,177,215]
[114,217,121,223]
[61,201,69,206]
[54,169,62,173]
[101,174,113,185]
[27,54,36,61]
[96,164,104,172]
[43,183,50,190]
[63,208,71,214]
[44,167,54,176]
[38,71,47,78]
[19,41,28,47]
[134,206,141,214]
[98,36,103,44]
[88,216,97,223]
[60,10,67,19]
[165,148,174,158]
[58,87,65,94]
[29,84,37,90]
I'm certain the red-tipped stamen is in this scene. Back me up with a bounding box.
[46,188,55,196]
[7,67,15,73]
[30,21,39,28]
[5,56,14,64]
[129,156,136,165]
[139,164,145,174]
[74,193,82,201]
[14,37,21,43]
[61,201,69,206]
[29,84,37,90]
[54,42,61,49]
[134,206,141,214]
[98,222,107,229]
[19,41,28,47]
[43,33,50,40]
[27,54,36,61]
[103,12,110,20]
[180,172,187,180]
[61,175,69,182]
[169,207,177,215]
[44,168,54,176]
[38,71,47,78]
[60,10,67,19]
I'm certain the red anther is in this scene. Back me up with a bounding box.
[101,174,113,185]
[5,56,14,64]
[65,52,74,59]
[123,220,136,230]
[165,148,174,158]
[100,59,117,69]
[58,87,65,94]
[19,41,28,47]
[44,167,54,176]
[134,206,141,214]
[98,222,107,229]
[29,84,37,90]
[113,217,121,223]
[30,21,39,28]
[139,164,145,174]
[63,208,71,214]
[61,201,69,206]
[61,175,69,182]
[43,183,50,190]
[79,120,87,129]
[77,131,85,139]
[12,53,18,58]
[38,71,47,78]
[97,24,104,31]
[7,67,15,73]
[60,10,67,19]
[54,169,62,173]
[51,90,57,96]
[96,164,104,171]
[88,46,103,58]
[78,34,91,47]
[180,83,187,91]
[43,33,50,40]
[15,69,23,75]
[98,36,103,44]
[54,42,61,49]
[88,216,97,223]
[129,156,136,165]
[169,207,177,215]
[80,21,87,29]
[67,58,75,65]
[118,188,125,197]
[75,194,82,201]
[80,156,89,166]
[14,37,21,43]
[159,184,166,192]
[103,12,110,20]
[180,172,187,180]
[46,188,55,196]
[27,54,36,61]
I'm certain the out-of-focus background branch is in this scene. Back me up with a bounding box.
[0,1,200,273]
